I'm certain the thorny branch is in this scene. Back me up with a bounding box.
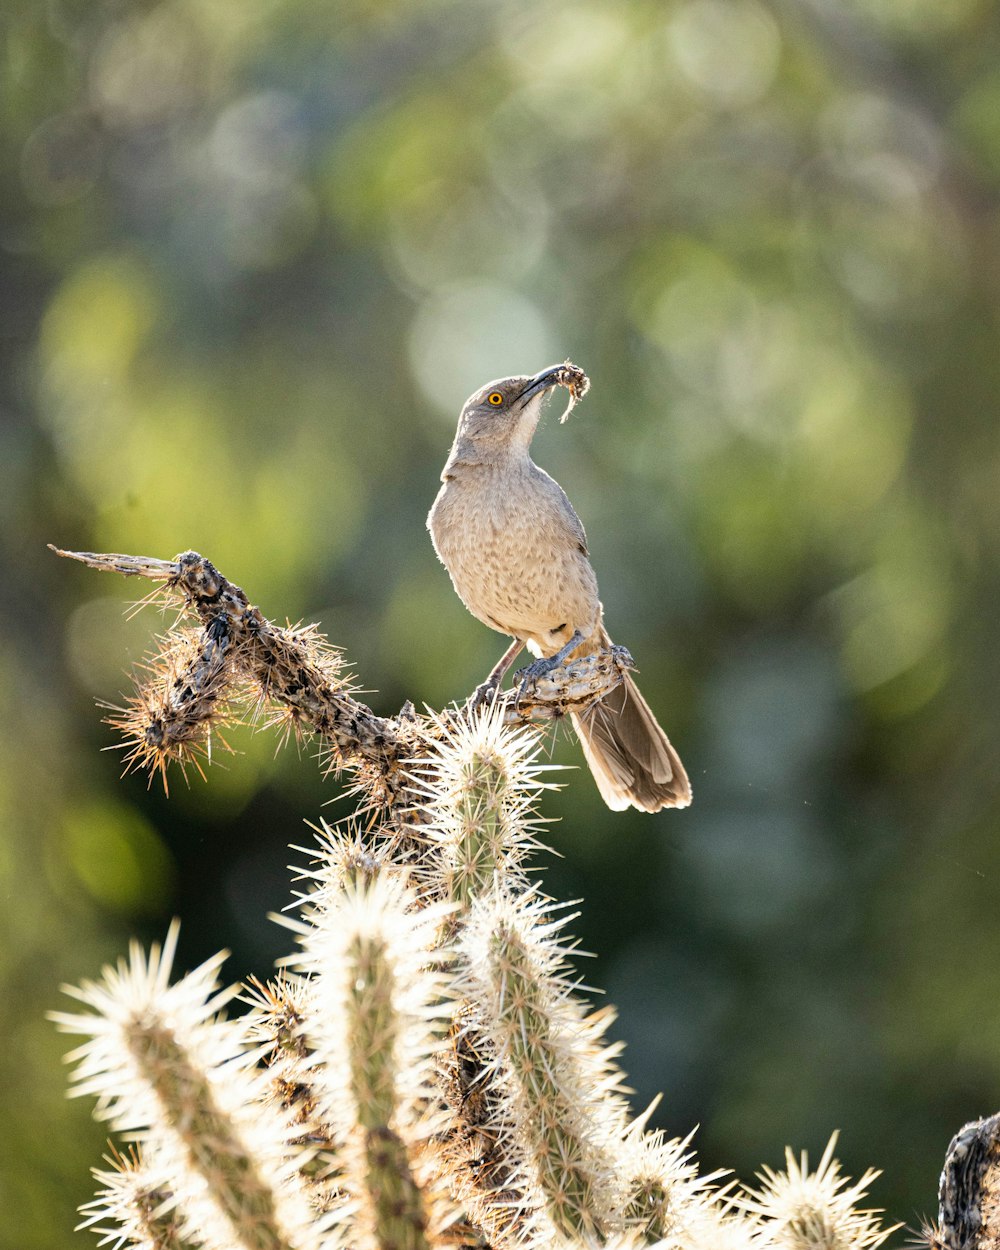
[51,543,644,1245]
[49,546,634,806]
[50,545,939,1250]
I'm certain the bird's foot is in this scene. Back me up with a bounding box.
[514,630,587,703]
[515,655,559,687]
[465,677,502,713]
[514,655,565,704]
[610,644,635,670]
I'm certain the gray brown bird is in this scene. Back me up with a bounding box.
[427,363,691,813]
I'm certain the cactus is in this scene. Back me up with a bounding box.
[51,548,903,1250]
[52,924,330,1250]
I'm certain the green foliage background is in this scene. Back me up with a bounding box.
[3,0,1000,1245]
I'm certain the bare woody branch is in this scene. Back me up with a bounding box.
[49,546,635,805]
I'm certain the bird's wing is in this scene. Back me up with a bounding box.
[530,463,589,556]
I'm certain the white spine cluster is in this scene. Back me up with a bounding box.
[737,1134,898,1250]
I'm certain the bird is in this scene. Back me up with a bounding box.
[426,362,691,813]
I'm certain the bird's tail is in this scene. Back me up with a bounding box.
[570,652,691,813]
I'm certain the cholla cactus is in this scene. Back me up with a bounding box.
[408,707,554,909]
[51,548,901,1250]
[457,886,631,1242]
[52,925,332,1250]
[290,874,457,1250]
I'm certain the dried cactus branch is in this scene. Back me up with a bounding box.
[52,545,401,778]
[49,546,634,804]
[931,1113,1000,1250]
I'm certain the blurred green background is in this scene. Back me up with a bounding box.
[4,0,1000,1245]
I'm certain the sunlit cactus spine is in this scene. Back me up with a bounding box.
[240,972,344,1215]
[737,1134,896,1250]
[79,1147,194,1250]
[620,1123,730,1246]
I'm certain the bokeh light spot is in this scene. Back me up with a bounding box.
[668,0,781,109]
[408,282,556,417]
[62,800,175,915]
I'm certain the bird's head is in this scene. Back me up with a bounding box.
[447,363,590,468]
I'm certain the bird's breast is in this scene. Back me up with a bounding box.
[427,466,600,651]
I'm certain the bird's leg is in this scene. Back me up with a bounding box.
[514,630,586,699]
[467,637,525,710]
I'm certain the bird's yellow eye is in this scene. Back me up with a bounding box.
[487,391,504,406]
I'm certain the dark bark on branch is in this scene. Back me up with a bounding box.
[49,546,633,808]
[932,1114,1000,1250]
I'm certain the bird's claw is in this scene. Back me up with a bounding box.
[514,655,560,702]
[610,644,635,670]
[465,677,502,713]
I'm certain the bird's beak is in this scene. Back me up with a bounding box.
[515,364,567,407]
